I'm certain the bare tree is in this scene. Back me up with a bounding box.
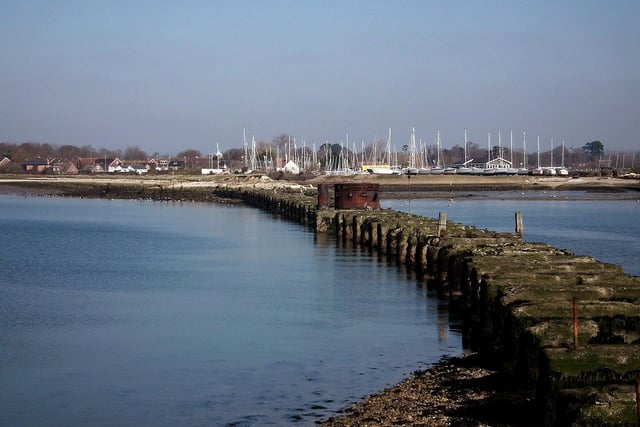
[123,146,148,160]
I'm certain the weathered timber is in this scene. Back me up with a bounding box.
[229,187,640,427]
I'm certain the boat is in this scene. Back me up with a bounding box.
[363,128,397,174]
[430,130,445,174]
[443,166,457,175]
[505,130,519,175]
[531,135,544,175]
[517,131,529,175]
[556,140,569,176]
[483,130,517,175]
[456,129,474,174]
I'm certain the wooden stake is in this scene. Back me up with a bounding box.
[438,212,447,237]
[515,211,523,236]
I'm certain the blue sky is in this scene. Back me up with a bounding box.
[1,0,639,155]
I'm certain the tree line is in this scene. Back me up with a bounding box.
[0,136,634,174]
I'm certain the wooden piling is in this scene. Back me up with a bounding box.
[437,212,447,237]
[515,211,523,236]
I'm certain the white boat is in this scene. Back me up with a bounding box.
[456,161,474,175]
[365,165,397,175]
[362,128,396,174]
[483,158,515,175]
[483,130,517,175]
[443,166,457,175]
[557,140,569,176]
[456,129,474,174]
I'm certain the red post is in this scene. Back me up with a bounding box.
[572,297,578,349]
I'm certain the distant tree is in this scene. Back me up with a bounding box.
[272,134,297,162]
[466,141,484,162]
[41,143,56,157]
[272,134,293,150]
[318,143,348,170]
[226,148,244,161]
[446,144,464,165]
[176,149,202,159]
[123,145,147,160]
[13,142,41,162]
[0,142,17,160]
[98,147,123,159]
[79,145,99,157]
[582,141,604,162]
[361,139,387,164]
[58,144,82,159]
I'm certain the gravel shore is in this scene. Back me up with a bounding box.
[320,353,538,427]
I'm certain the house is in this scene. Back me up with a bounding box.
[77,158,105,174]
[483,157,516,175]
[0,157,12,169]
[59,160,79,175]
[21,158,50,173]
[47,159,78,175]
[168,160,185,170]
[132,164,148,174]
[76,157,122,173]
[155,159,170,171]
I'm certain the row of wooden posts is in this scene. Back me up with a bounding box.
[231,185,639,427]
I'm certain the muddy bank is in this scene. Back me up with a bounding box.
[2,173,640,196]
[321,353,537,427]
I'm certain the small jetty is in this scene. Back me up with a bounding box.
[216,182,640,427]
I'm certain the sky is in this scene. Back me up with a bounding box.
[1,0,639,156]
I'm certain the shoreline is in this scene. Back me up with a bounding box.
[1,173,639,196]
[2,174,638,426]
[320,352,538,427]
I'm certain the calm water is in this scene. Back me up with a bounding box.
[383,190,640,277]
[0,195,461,426]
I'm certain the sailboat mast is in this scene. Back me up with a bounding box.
[464,128,468,164]
[387,128,392,166]
[410,127,417,169]
[243,128,248,168]
[523,131,527,169]
[251,136,257,171]
[510,129,514,165]
[436,129,441,167]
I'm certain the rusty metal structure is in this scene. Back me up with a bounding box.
[333,183,380,210]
